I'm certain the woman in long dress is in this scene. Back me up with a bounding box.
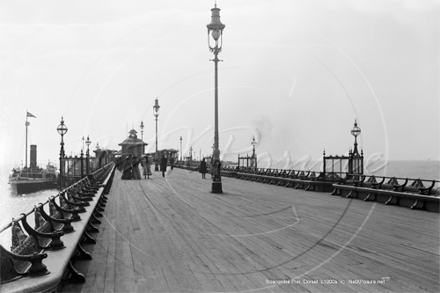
[132,155,142,179]
[142,156,152,179]
[121,154,133,180]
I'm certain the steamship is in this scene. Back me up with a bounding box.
[8,112,58,194]
[9,144,58,194]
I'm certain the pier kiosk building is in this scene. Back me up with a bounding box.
[118,129,148,157]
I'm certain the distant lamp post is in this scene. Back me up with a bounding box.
[251,136,257,168]
[80,136,84,178]
[350,120,361,155]
[57,117,68,190]
[190,146,193,161]
[153,98,160,171]
[350,120,363,175]
[140,121,144,141]
[207,3,225,193]
[85,135,91,175]
[180,136,183,161]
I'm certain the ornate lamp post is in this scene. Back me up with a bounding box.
[153,98,160,171]
[180,136,183,161]
[57,117,68,190]
[350,120,363,175]
[251,136,257,168]
[95,143,101,169]
[350,120,361,155]
[85,135,91,175]
[80,136,84,178]
[207,3,225,193]
[189,146,193,161]
[140,121,144,141]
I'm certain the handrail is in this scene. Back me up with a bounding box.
[344,174,440,185]
[0,162,113,235]
[1,161,115,288]
[235,167,342,179]
[235,167,439,183]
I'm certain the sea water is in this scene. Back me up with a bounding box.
[0,172,57,247]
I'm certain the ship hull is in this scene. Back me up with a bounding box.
[9,179,58,195]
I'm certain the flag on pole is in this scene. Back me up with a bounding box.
[26,111,36,118]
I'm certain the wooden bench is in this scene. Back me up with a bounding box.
[284,170,300,187]
[280,171,310,189]
[263,169,280,183]
[0,215,63,285]
[236,168,271,182]
[275,170,292,186]
[235,168,335,192]
[418,180,436,195]
[331,176,440,212]
[220,166,238,178]
[1,163,115,292]
[248,168,264,181]
[279,171,335,192]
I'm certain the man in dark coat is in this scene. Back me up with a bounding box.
[169,156,175,170]
[160,154,168,177]
[200,158,207,179]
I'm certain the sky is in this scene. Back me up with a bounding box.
[0,0,439,174]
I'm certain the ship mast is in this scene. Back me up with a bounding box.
[25,111,36,169]
[25,113,29,169]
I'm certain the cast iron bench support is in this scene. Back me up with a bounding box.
[1,164,115,293]
[37,205,75,234]
[20,214,65,251]
[332,183,439,211]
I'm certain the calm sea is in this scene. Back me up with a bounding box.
[1,160,439,247]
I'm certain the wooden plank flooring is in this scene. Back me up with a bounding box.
[62,167,439,293]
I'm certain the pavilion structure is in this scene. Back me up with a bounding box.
[118,129,148,157]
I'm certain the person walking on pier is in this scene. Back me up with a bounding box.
[170,156,175,170]
[121,154,133,180]
[142,155,152,179]
[200,158,207,179]
[160,154,168,177]
[132,155,142,179]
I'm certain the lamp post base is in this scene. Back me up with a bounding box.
[211,181,223,193]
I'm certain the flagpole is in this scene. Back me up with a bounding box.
[25,112,28,169]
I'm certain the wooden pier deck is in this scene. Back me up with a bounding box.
[63,167,439,293]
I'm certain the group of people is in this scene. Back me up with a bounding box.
[115,154,150,180]
[198,158,221,180]
[115,153,171,180]
[115,154,220,181]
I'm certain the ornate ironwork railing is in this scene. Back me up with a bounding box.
[0,162,115,288]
